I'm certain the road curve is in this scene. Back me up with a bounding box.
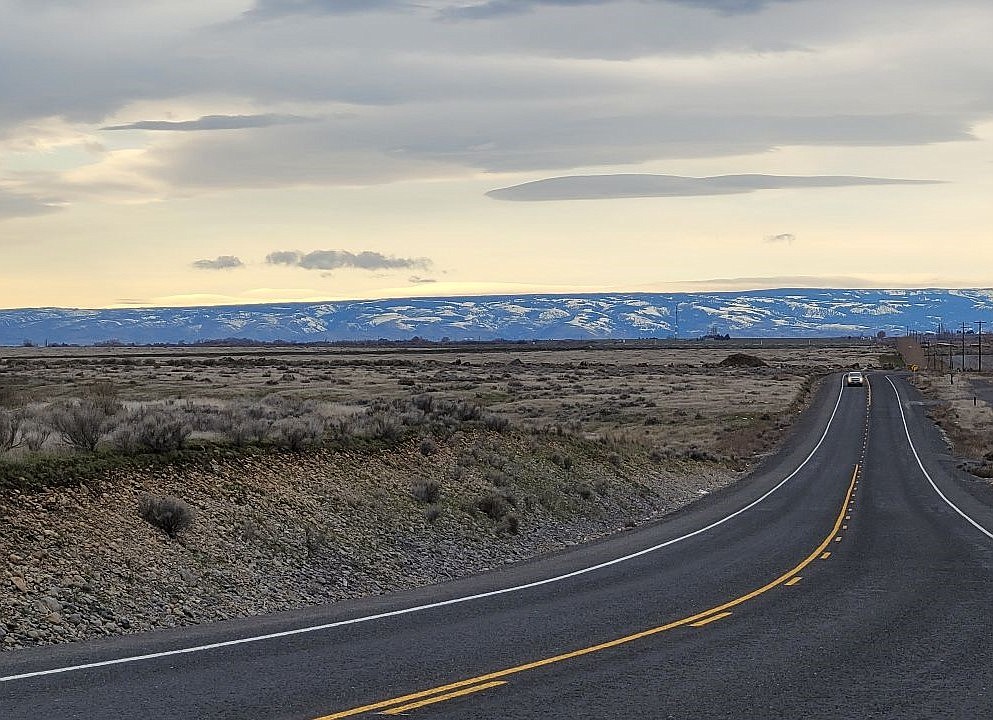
[2,372,991,719]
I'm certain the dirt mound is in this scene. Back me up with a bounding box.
[718,353,769,368]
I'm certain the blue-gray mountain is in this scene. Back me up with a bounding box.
[2,289,991,346]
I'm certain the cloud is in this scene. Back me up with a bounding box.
[441,0,605,21]
[487,174,940,201]
[192,255,244,270]
[266,250,431,271]
[765,233,795,244]
[101,114,315,132]
[675,275,876,289]
[246,0,409,19]
[1,1,989,204]
[247,0,790,22]
[118,110,969,196]
[0,188,62,220]
[265,250,302,265]
[441,0,782,21]
[409,275,438,284]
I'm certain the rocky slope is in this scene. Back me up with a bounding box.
[0,432,737,650]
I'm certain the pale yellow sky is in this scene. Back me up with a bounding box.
[1,0,991,309]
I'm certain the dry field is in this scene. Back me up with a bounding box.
[1,340,881,465]
[915,370,993,477]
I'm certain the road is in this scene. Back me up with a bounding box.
[2,372,992,719]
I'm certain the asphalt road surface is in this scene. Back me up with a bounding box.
[2,372,992,719]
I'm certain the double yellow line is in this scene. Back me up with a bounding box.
[319,463,861,719]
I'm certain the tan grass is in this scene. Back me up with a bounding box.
[0,341,881,462]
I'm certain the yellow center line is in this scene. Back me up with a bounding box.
[784,577,802,587]
[820,552,831,560]
[317,464,861,720]
[380,681,507,715]
[689,611,732,628]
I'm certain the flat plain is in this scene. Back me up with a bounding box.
[0,340,880,454]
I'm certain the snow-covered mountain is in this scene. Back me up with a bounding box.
[2,289,992,346]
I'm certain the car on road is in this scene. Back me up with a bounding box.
[845,371,865,387]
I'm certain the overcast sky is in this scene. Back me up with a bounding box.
[1,0,991,309]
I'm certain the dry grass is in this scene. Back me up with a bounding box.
[0,340,881,465]
[916,373,993,463]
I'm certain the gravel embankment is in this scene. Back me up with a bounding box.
[1,431,738,651]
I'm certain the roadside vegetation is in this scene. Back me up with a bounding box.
[0,341,877,489]
[917,376,993,479]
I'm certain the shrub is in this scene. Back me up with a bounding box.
[20,422,52,452]
[370,414,404,441]
[222,404,272,446]
[0,408,24,453]
[271,417,325,451]
[497,512,520,535]
[476,490,515,520]
[138,494,195,538]
[435,399,483,423]
[48,399,116,452]
[485,468,512,487]
[328,415,356,439]
[423,504,443,523]
[412,394,435,413]
[551,453,574,471]
[649,447,675,464]
[483,414,510,432]
[411,478,442,504]
[683,447,719,462]
[574,482,594,500]
[86,381,123,416]
[112,408,192,454]
[182,402,225,432]
[0,385,24,407]
[418,437,439,456]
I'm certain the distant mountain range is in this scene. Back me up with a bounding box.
[2,289,992,346]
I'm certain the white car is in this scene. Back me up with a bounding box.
[845,371,865,387]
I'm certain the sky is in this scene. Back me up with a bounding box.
[1,0,991,310]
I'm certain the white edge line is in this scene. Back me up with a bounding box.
[887,376,993,541]
[1,378,849,684]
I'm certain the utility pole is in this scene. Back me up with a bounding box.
[961,322,968,373]
[977,320,986,373]
[949,340,954,384]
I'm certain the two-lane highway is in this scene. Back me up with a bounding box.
[2,372,991,719]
